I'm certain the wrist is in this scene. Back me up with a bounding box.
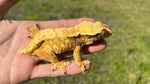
[0,0,19,20]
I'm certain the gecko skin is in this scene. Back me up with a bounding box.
[21,21,112,74]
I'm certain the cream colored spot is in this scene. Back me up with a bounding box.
[46,45,51,49]
[61,44,65,47]
[53,45,58,49]
[65,40,69,43]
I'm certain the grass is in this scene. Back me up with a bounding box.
[5,0,150,84]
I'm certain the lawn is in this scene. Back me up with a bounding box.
[5,0,150,84]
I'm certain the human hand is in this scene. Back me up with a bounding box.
[0,18,107,84]
[0,0,108,84]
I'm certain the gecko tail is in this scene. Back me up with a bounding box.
[27,24,40,38]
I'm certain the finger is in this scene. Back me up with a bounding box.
[36,39,106,60]
[30,60,91,79]
[103,24,110,29]
[37,18,96,28]
[50,39,106,60]
[83,39,106,54]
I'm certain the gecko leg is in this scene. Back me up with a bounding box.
[73,46,90,72]
[33,47,70,74]
[27,24,40,38]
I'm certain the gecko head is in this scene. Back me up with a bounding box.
[85,21,112,45]
[85,27,112,45]
[100,28,112,38]
[94,21,112,38]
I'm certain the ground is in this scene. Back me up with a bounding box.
[5,0,150,84]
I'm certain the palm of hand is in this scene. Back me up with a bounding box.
[0,20,42,83]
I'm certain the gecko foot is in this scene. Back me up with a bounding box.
[76,60,91,72]
[51,61,70,74]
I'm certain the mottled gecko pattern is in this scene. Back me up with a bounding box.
[21,21,112,74]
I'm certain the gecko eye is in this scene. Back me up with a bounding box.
[102,29,106,36]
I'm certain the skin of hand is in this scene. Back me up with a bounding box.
[0,0,108,84]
